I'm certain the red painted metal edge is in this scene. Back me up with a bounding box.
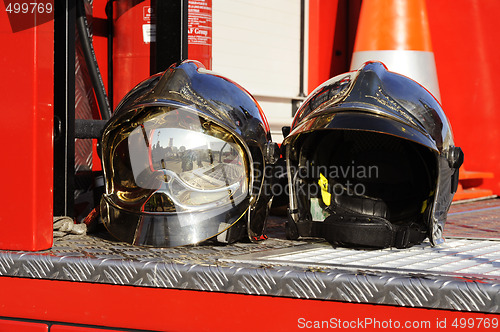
[0,277,497,331]
[454,170,496,201]
[454,187,494,201]
[460,171,494,180]
[50,325,127,332]
[0,318,48,332]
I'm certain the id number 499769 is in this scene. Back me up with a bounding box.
[5,2,53,14]
[452,317,498,329]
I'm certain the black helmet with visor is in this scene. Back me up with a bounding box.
[282,61,463,248]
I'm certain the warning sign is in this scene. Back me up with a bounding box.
[143,5,155,24]
[188,0,212,46]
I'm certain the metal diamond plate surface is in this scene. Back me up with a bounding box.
[75,0,96,173]
[0,234,498,313]
[225,239,500,279]
[74,0,99,221]
[0,200,499,313]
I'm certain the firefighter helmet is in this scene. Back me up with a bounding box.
[282,61,463,248]
[100,60,277,247]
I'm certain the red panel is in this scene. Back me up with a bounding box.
[0,318,47,332]
[426,0,500,194]
[0,2,54,250]
[0,277,497,332]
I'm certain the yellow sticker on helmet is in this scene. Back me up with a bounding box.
[318,173,331,206]
[420,200,428,213]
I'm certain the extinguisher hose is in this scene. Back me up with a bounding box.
[76,0,112,120]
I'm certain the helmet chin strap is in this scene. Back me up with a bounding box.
[318,199,427,248]
[291,208,428,249]
[321,213,428,249]
[320,177,427,249]
[289,179,428,248]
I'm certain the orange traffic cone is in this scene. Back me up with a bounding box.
[351,0,496,202]
[350,0,441,101]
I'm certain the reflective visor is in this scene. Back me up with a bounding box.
[101,105,251,247]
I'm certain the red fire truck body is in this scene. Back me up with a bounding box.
[0,1,499,331]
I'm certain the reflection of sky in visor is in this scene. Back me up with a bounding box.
[154,128,210,150]
[128,122,247,189]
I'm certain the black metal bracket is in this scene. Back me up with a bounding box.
[154,0,188,73]
[53,0,76,218]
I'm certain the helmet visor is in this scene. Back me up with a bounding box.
[101,105,251,247]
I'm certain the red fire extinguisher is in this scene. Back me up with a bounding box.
[112,0,153,108]
[113,0,212,108]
